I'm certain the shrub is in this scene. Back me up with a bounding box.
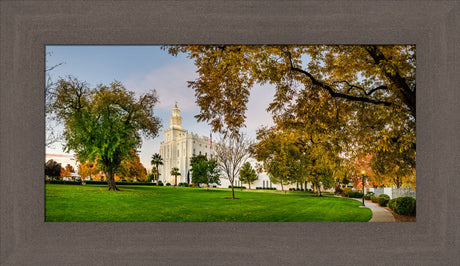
[166,182,171,186]
[178,182,188,187]
[46,180,159,186]
[387,198,396,210]
[364,191,374,200]
[348,191,364,198]
[371,194,390,207]
[378,196,390,207]
[391,197,416,215]
[158,180,164,186]
[343,187,351,196]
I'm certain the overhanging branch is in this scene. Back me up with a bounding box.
[290,67,393,107]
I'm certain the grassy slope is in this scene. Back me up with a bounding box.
[45,184,372,222]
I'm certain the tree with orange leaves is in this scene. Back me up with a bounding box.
[60,164,75,179]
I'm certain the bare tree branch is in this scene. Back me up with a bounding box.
[214,133,252,199]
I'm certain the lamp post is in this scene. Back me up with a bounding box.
[361,170,366,206]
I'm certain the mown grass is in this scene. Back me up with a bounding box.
[45,184,372,222]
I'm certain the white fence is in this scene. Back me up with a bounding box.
[365,187,416,199]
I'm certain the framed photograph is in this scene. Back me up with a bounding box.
[1,0,458,265]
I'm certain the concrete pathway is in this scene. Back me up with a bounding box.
[336,196,396,222]
[356,199,395,222]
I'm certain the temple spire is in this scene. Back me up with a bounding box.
[169,102,183,129]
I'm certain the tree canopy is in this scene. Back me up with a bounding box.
[78,160,100,180]
[60,164,75,179]
[49,77,162,190]
[190,154,221,186]
[167,45,416,186]
[45,159,62,179]
[238,162,258,189]
[117,150,148,182]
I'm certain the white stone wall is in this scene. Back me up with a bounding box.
[366,187,416,199]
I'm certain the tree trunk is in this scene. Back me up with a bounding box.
[175,175,177,186]
[248,183,251,190]
[316,184,322,197]
[156,164,160,186]
[231,180,235,199]
[281,180,284,191]
[106,169,120,191]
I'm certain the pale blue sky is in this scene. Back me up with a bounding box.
[46,45,275,170]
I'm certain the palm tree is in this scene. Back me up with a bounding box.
[151,153,163,185]
[170,167,181,186]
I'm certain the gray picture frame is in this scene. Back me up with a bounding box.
[1,0,459,265]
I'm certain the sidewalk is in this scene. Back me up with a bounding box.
[336,196,396,222]
[355,198,395,222]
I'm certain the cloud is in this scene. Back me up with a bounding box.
[244,83,276,134]
[124,61,199,111]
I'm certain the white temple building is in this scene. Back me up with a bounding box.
[159,103,312,191]
[159,103,214,185]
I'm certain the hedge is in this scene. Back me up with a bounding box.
[45,180,82,185]
[388,197,416,215]
[371,196,379,203]
[255,187,277,190]
[348,191,364,198]
[45,180,156,186]
[229,186,246,189]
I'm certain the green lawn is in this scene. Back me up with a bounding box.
[45,184,372,222]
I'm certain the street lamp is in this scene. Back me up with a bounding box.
[361,170,366,206]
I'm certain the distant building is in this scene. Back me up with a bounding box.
[159,103,214,184]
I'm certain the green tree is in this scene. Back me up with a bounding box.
[150,153,163,186]
[167,45,415,182]
[147,172,155,183]
[170,167,181,186]
[206,159,221,186]
[190,158,208,185]
[49,77,161,190]
[190,155,221,186]
[239,162,258,189]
